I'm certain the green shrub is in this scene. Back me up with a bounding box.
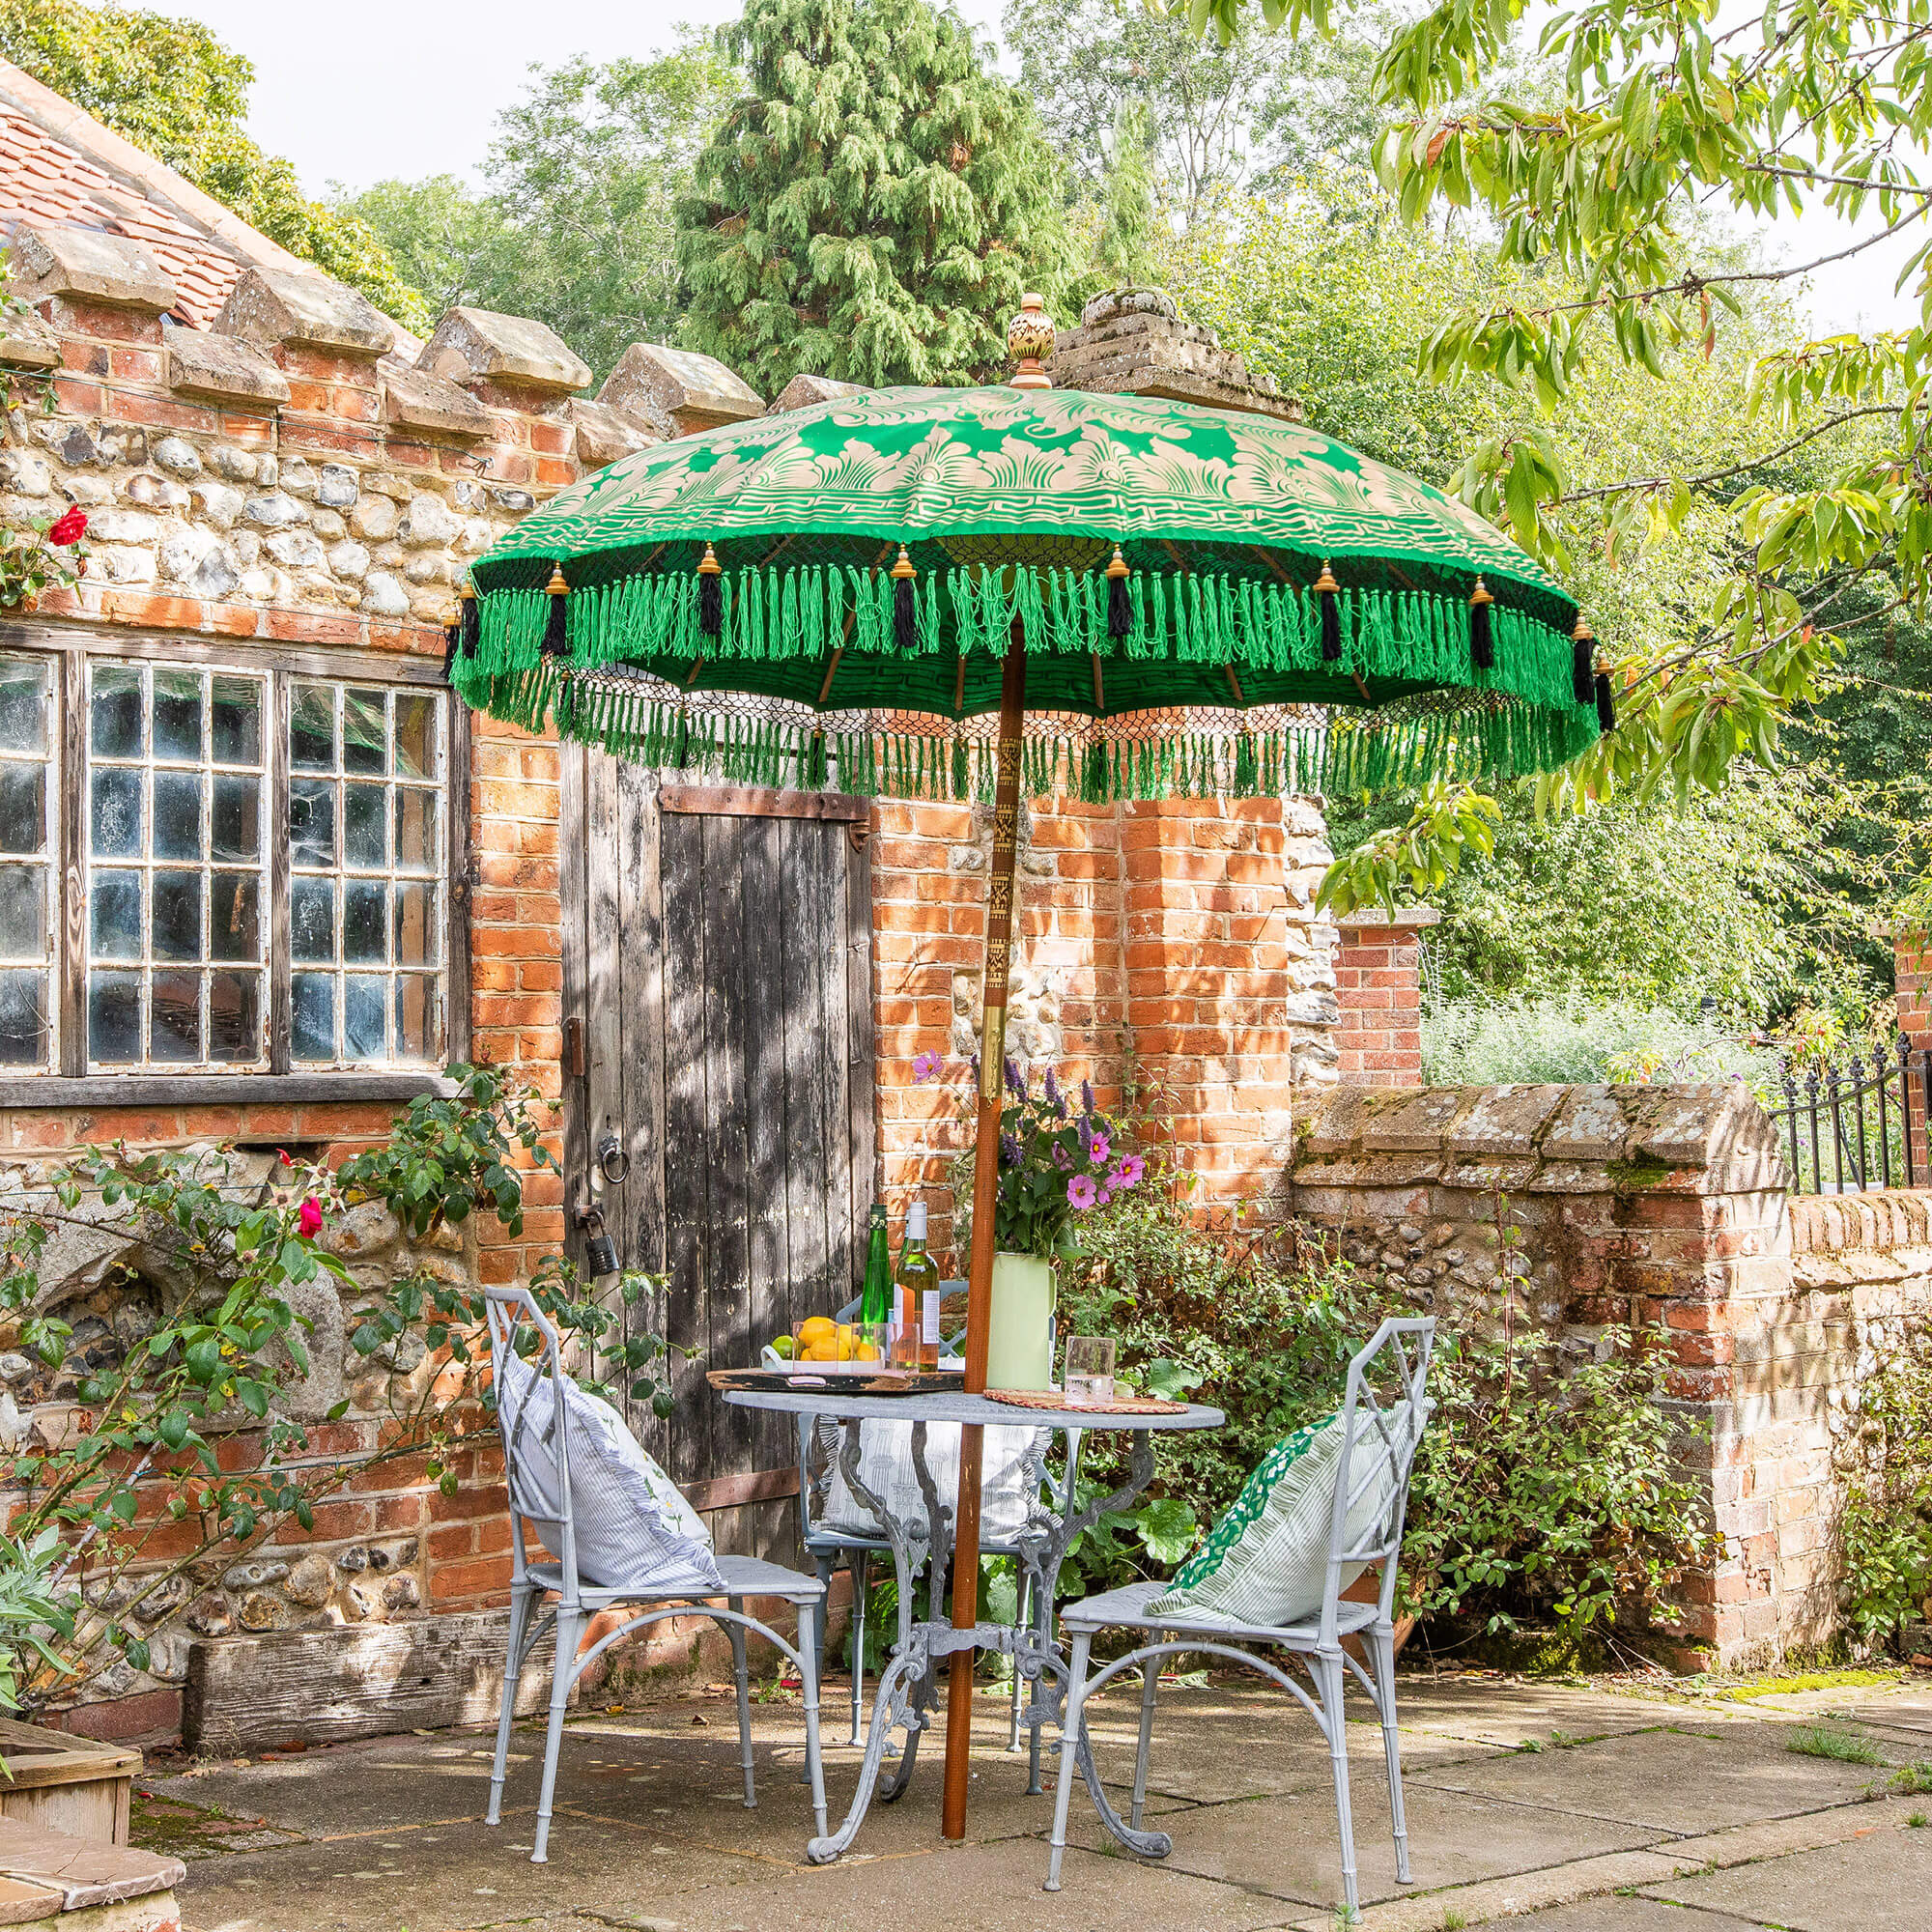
[1055,1194,1715,1643]
[1403,1326,1716,1635]
[1837,1336,1932,1648]
[1421,994,1776,1089]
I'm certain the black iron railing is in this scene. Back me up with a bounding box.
[1778,1040,1932,1194]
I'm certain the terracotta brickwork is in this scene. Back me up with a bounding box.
[1292,1081,1932,1666]
[871,791,1339,1253]
[1898,930,1930,1162]
[1331,909,1435,1088]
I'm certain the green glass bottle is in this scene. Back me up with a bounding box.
[861,1202,893,1326]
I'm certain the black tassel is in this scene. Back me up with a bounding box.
[462,592,479,660]
[1106,544,1131,639]
[1595,670,1616,733]
[1315,559,1341,662]
[1571,618,1595,705]
[892,545,917,650]
[441,618,461,683]
[1469,578,1494,670]
[540,564,568,659]
[697,540,723,638]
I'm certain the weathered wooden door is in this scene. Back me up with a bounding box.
[558,754,877,1550]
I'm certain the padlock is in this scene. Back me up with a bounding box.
[577,1205,620,1279]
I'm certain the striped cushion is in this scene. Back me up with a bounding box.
[817,1422,1046,1543]
[1145,1405,1405,1628]
[497,1350,724,1597]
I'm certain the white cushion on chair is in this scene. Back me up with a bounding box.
[497,1349,724,1596]
[1145,1404,1407,1629]
[816,1422,1046,1544]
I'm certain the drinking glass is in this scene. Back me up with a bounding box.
[1064,1334,1118,1408]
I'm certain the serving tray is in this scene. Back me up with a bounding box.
[707,1367,965,1399]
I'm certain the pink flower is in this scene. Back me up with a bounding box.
[1096,1188,1112,1207]
[298,1198,324,1237]
[1066,1175,1097,1210]
[912,1049,943,1083]
[1113,1153,1145,1188]
[277,1149,291,1166]
[1088,1132,1111,1164]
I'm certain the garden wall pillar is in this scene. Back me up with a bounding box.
[1284,1079,1907,1668]
[1331,907,1435,1088]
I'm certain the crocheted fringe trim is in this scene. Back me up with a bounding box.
[470,565,1587,719]
[454,659,1602,800]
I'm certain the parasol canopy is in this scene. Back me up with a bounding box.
[454,384,1605,798]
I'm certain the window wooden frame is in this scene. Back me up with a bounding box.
[0,618,470,1107]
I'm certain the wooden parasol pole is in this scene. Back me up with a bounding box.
[941,624,1026,1839]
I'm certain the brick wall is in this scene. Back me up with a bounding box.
[1292,1080,1932,1668]
[1898,930,1929,1161]
[1331,909,1435,1088]
[870,790,1339,1253]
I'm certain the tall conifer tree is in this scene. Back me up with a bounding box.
[675,0,1069,391]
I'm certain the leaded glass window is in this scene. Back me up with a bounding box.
[0,655,55,1067]
[85,663,269,1066]
[288,682,446,1066]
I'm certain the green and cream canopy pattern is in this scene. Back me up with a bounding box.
[457,384,1605,799]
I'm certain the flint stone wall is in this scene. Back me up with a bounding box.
[1290,1080,1932,1666]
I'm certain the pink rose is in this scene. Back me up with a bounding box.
[298,1198,324,1237]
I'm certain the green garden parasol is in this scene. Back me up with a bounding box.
[453,301,1607,1843]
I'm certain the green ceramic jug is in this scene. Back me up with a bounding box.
[985,1252,1056,1391]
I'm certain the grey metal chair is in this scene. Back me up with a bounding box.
[796,1411,1083,1786]
[482,1286,829,1863]
[1043,1317,1435,1921]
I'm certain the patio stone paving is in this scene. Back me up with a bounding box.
[137,1669,1932,1932]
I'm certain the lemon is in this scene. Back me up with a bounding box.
[798,1316,837,1347]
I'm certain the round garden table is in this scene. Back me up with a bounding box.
[721,1385,1223,1862]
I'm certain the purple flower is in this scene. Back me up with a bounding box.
[1005,1056,1027,1101]
[1043,1067,1060,1109]
[1082,1080,1096,1115]
[1089,1132,1111,1164]
[1052,1143,1071,1169]
[912,1048,943,1083]
[1113,1153,1146,1188]
[1000,1132,1024,1167]
[1066,1175,1097,1209]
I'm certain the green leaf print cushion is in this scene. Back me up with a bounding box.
[1146,1405,1406,1628]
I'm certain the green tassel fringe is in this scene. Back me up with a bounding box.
[473,564,1586,720]
[455,656,1601,802]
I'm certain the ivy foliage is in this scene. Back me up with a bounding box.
[0,1065,670,1713]
[0,0,430,330]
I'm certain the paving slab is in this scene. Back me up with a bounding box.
[1406,1721,1892,1834]
[1065,1780,1663,1912]
[1381,1680,1690,1749]
[1281,1849,1694,1931]
[1501,1900,1769,1929]
[1639,1803,1932,1931]
[567,1838,1301,1932]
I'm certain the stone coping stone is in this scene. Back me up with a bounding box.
[215,266,394,359]
[382,362,496,439]
[0,309,61,371]
[1791,1187,1932,1254]
[0,1818,182,1913]
[600,341,764,433]
[9,225,176,314]
[418,306,590,394]
[160,324,290,407]
[1299,1080,1790,1192]
[1332,905,1441,929]
[769,372,873,413]
[568,397,659,469]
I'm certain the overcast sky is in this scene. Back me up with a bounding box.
[149,0,1921,339]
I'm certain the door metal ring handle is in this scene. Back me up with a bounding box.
[596,1133,631,1184]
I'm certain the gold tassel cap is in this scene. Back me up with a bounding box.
[1469,576,1494,607]
[1312,558,1340,596]
[696,541,722,577]
[1105,544,1129,581]
[891,544,917,581]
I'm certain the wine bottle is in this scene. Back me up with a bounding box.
[895,1200,941,1369]
[861,1202,893,1329]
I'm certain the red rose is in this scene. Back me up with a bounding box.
[298,1198,324,1237]
[47,506,86,547]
